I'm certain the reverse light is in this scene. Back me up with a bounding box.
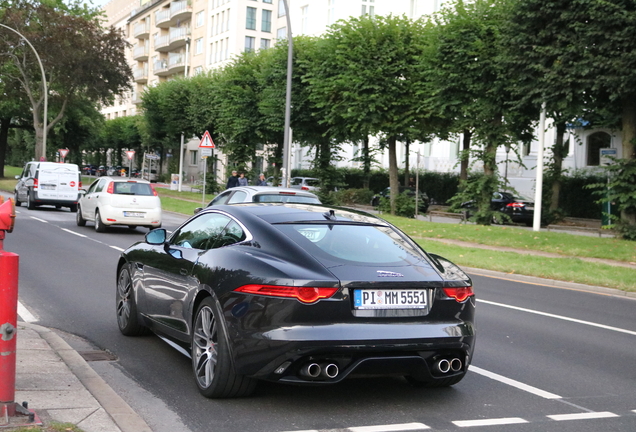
[442,286,474,302]
[235,284,338,304]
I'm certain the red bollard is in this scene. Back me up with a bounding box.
[0,196,34,424]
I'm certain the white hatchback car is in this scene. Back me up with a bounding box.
[77,177,162,232]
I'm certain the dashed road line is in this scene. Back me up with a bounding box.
[18,300,38,323]
[61,228,87,237]
[547,412,619,421]
[29,216,48,223]
[452,417,528,428]
[469,366,562,399]
[478,299,636,336]
[110,245,125,252]
[349,423,429,432]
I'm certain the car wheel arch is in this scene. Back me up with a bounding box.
[190,287,237,362]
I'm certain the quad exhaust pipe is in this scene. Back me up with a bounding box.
[299,362,339,380]
[434,357,462,374]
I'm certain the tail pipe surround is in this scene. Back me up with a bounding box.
[434,357,463,374]
[299,362,339,380]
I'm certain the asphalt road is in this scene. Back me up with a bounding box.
[4,192,636,432]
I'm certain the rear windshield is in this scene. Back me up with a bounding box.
[274,223,424,265]
[113,182,154,196]
[305,179,320,187]
[253,194,320,204]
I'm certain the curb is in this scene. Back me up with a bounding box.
[21,322,152,432]
[464,266,636,299]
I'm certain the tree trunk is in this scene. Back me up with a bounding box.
[550,121,567,212]
[362,136,370,189]
[0,118,11,178]
[403,138,410,187]
[460,129,472,182]
[622,97,636,160]
[388,135,399,215]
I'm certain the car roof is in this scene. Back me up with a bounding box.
[101,177,151,184]
[203,203,388,225]
[226,186,319,197]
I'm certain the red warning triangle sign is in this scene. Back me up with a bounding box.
[199,130,215,148]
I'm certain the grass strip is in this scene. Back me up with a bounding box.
[381,214,636,263]
[417,239,636,292]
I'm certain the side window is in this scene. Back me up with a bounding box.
[95,179,107,193]
[87,180,100,193]
[227,190,248,203]
[211,191,232,205]
[171,213,232,250]
[213,220,247,248]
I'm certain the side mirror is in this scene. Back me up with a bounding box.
[14,175,20,180]
[194,207,203,214]
[145,228,166,245]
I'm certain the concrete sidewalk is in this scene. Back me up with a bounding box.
[8,322,151,432]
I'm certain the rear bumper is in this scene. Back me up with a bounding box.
[100,205,162,227]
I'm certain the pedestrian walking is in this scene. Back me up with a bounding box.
[238,172,249,186]
[226,170,239,189]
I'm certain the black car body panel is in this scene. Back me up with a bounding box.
[118,204,475,395]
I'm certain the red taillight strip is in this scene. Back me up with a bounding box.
[106,182,114,194]
[442,286,474,302]
[235,284,338,304]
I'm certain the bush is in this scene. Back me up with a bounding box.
[378,191,416,218]
[331,188,375,206]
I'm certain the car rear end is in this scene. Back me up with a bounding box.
[503,194,534,225]
[218,212,475,386]
[101,180,162,228]
[33,163,81,210]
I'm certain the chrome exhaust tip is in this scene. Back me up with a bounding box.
[435,358,451,374]
[299,363,321,379]
[450,358,462,372]
[320,363,339,379]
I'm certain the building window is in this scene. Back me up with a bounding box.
[277,26,287,40]
[190,150,198,165]
[263,0,272,3]
[245,36,256,52]
[196,10,205,27]
[194,66,203,75]
[278,0,286,17]
[262,9,272,32]
[246,7,257,30]
[361,0,375,16]
[260,38,270,49]
[586,131,611,166]
[195,38,203,55]
[328,0,336,24]
[301,6,308,34]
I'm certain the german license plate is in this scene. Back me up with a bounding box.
[41,185,56,190]
[124,212,145,218]
[353,289,428,309]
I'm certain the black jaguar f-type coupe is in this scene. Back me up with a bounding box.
[116,204,475,398]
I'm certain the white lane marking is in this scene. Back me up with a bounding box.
[61,228,87,238]
[29,216,48,223]
[453,417,528,428]
[547,412,618,421]
[349,423,429,432]
[18,301,38,323]
[469,366,562,399]
[110,246,125,252]
[478,299,636,337]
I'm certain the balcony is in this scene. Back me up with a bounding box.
[154,59,170,76]
[154,34,170,52]
[133,45,148,61]
[167,26,191,51]
[133,21,149,38]
[169,0,192,25]
[155,8,171,28]
[132,92,143,104]
[167,52,185,74]
[134,65,148,83]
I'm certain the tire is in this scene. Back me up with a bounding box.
[69,204,78,213]
[95,210,107,232]
[116,264,150,336]
[405,370,467,388]
[192,297,256,398]
[27,191,35,210]
[14,191,21,207]
[76,205,86,227]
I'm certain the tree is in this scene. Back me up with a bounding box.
[425,0,534,224]
[0,0,132,161]
[306,15,433,214]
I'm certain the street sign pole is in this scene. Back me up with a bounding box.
[202,157,207,206]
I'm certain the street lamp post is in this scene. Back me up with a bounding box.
[0,24,48,161]
[281,0,293,188]
[178,38,191,192]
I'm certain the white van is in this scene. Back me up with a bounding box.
[14,162,81,212]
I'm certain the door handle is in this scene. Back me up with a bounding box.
[180,269,188,275]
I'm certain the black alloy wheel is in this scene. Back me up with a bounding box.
[191,297,256,398]
[116,264,149,336]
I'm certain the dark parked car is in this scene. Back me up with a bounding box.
[462,191,534,226]
[371,187,430,213]
[82,165,97,176]
[116,204,475,398]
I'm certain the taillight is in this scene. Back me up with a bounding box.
[33,178,38,189]
[301,186,309,191]
[235,284,338,304]
[106,182,114,194]
[442,286,474,302]
[506,202,525,208]
[151,185,158,196]
[79,181,82,188]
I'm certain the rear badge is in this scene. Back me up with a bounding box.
[377,270,404,278]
